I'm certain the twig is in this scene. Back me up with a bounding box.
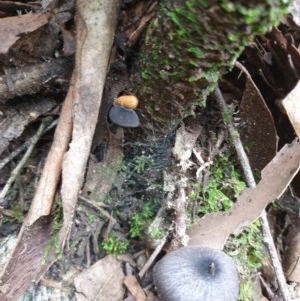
[138,235,167,278]
[0,119,58,170]
[214,84,291,301]
[0,117,53,202]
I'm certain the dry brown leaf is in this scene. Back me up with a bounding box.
[123,275,146,301]
[238,72,277,171]
[0,12,48,54]
[282,81,300,138]
[283,216,300,282]
[74,255,125,301]
[187,140,300,249]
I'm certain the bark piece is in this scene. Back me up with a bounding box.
[82,129,124,202]
[59,0,120,246]
[124,275,146,301]
[0,59,72,103]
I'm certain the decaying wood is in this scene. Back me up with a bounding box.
[0,118,55,202]
[0,98,57,155]
[0,74,74,301]
[0,59,72,103]
[59,0,120,245]
[0,1,120,300]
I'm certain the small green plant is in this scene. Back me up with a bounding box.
[148,224,164,240]
[226,220,264,301]
[129,202,158,238]
[100,232,129,256]
[192,151,246,215]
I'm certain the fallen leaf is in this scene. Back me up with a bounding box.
[187,140,300,249]
[238,76,277,171]
[0,12,48,54]
[282,81,300,139]
[283,216,300,282]
[74,255,125,301]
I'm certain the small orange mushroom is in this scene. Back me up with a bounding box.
[114,95,139,109]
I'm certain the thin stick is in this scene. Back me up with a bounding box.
[0,118,54,202]
[138,235,167,278]
[214,84,291,301]
[0,119,58,170]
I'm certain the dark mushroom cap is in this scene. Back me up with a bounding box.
[108,105,140,128]
[153,246,239,301]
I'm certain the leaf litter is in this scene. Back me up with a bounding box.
[0,1,300,301]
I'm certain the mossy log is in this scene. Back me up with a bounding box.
[131,0,288,137]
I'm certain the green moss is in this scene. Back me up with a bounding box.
[226,220,264,301]
[100,232,129,256]
[188,151,246,215]
[129,201,159,238]
[133,0,290,129]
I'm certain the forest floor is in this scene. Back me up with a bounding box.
[1,1,300,301]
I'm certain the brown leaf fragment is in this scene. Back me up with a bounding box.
[124,275,146,301]
[282,81,300,139]
[74,255,125,301]
[187,140,300,249]
[283,216,300,282]
[0,12,48,54]
[0,216,53,301]
[238,75,277,171]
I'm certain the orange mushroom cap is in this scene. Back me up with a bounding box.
[113,95,139,109]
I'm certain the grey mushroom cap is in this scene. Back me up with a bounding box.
[153,246,239,301]
[108,105,140,127]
